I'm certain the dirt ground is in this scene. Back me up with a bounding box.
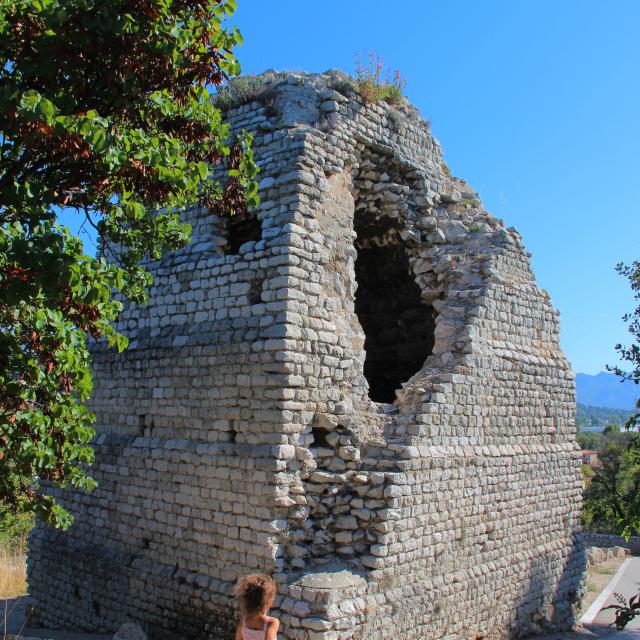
[579,555,628,616]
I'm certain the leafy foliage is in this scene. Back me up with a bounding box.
[0,504,33,551]
[607,260,640,536]
[580,430,640,536]
[610,261,640,430]
[577,430,604,451]
[0,0,258,528]
[354,52,406,105]
[603,423,621,436]
[602,592,640,630]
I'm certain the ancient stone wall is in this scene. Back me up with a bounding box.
[29,71,585,640]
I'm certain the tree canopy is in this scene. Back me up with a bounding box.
[604,259,640,536]
[0,0,258,528]
[611,260,640,429]
[581,430,640,536]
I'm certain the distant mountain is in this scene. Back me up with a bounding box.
[575,371,638,411]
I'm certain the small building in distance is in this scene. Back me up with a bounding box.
[581,450,600,467]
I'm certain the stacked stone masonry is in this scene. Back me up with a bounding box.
[29,71,586,640]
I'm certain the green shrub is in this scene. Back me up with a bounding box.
[0,506,34,551]
[354,52,406,105]
[383,82,404,105]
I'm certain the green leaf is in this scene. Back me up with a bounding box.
[36,98,57,123]
[34,310,47,330]
[115,333,129,353]
[83,287,101,304]
[197,161,209,180]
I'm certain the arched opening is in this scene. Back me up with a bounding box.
[352,157,435,403]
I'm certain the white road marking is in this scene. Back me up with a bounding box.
[580,557,632,625]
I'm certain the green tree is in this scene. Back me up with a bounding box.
[577,430,603,451]
[608,260,640,536]
[581,431,640,535]
[603,423,621,436]
[0,0,258,528]
[610,260,640,428]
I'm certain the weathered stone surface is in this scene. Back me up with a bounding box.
[586,545,629,568]
[28,70,585,640]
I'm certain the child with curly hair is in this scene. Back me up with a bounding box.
[234,573,280,640]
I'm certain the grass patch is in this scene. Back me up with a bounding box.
[593,566,617,575]
[355,52,406,106]
[328,78,356,98]
[211,75,270,111]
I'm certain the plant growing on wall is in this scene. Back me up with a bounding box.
[354,52,406,105]
[0,0,258,528]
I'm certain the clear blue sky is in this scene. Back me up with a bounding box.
[228,0,640,375]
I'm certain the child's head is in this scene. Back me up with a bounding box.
[235,573,276,617]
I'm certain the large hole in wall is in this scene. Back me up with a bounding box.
[353,159,436,404]
[225,212,262,255]
[354,245,435,402]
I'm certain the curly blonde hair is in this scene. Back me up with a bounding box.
[234,573,276,616]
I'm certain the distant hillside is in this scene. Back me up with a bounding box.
[576,403,636,430]
[575,371,638,410]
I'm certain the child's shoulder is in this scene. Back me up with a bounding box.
[264,614,279,626]
[262,615,280,639]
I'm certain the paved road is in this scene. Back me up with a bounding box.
[592,555,640,633]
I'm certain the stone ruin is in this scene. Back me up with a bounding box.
[28,71,586,640]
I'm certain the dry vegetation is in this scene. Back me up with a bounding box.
[0,510,31,600]
[0,542,27,599]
